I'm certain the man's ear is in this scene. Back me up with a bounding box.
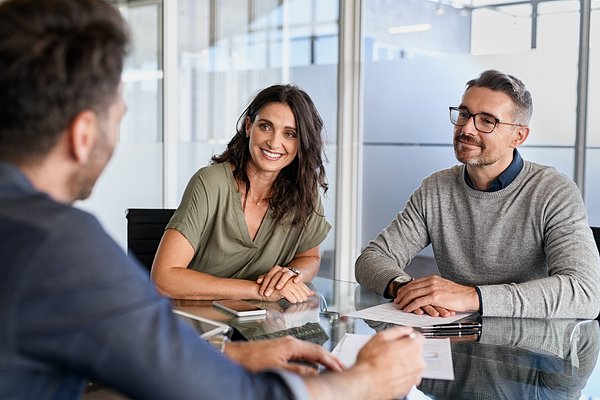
[68,110,97,163]
[512,126,530,147]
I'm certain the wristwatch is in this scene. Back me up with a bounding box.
[390,275,413,298]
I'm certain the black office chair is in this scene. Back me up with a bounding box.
[126,208,175,272]
[591,226,600,253]
[592,227,600,320]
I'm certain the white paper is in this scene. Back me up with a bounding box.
[419,338,454,380]
[332,333,454,380]
[347,302,473,327]
[406,386,434,400]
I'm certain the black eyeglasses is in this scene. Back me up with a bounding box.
[449,107,525,134]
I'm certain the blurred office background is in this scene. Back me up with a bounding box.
[78,0,600,283]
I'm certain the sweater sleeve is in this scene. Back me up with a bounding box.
[296,195,332,254]
[478,176,600,319]
[355,183,431,296]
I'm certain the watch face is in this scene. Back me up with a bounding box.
[391,275,412,298]
[394,276,412,284]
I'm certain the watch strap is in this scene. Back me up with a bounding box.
[391,277,413,298]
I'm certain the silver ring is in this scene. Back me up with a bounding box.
[287,267,301,276]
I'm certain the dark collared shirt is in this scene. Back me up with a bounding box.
[464,149,524,192]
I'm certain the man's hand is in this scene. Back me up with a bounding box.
[405,305,456,317]
[354,327,425,398]
[304,327,425,399]
[224,336,344,376]
[394,275,479,316]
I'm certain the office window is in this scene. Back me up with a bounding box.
[78,0,164,248]
[585,1,600,226]
[174,0,339,277]
[471,4,532,55]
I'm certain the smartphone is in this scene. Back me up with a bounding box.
[213,299,267,317]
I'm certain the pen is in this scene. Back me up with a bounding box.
[419,328,481,336]
[422,330,480,337]
[419,321,481,330]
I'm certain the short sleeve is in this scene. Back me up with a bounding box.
[167,170,211,251]
[296,195,331,254]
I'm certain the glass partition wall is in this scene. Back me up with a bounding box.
[76,0,598,279]
[586,0,600,224]
[360,0,599,253]
[78,0,164,249]
[78,0,341,275]
[172,0,340,277]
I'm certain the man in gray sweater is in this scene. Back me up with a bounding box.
[355,69,600,319]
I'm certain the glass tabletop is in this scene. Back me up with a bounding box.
[172,277,600,400]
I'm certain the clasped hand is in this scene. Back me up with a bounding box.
[393,275,479,317]
[257,265,314,303]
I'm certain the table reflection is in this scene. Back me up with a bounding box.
[419,318,599,400]
[228,298,330,345]
[172,278,600,399]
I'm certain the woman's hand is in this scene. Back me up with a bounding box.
[257,265,303,297]
[259,281,315,303]
[257,267,315,303]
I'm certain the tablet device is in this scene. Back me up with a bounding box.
[173,309,232,339]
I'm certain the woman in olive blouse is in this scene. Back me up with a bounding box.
[151,84,330,303]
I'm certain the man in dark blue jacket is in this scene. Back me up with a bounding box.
[0,0,425,399]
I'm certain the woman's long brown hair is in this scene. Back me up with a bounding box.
[211,84,328,225]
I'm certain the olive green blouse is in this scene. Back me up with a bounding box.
[167,162,331,280]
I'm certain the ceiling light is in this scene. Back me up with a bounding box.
[388,23,433,34]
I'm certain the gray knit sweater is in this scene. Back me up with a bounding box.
[355,161,600,318]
